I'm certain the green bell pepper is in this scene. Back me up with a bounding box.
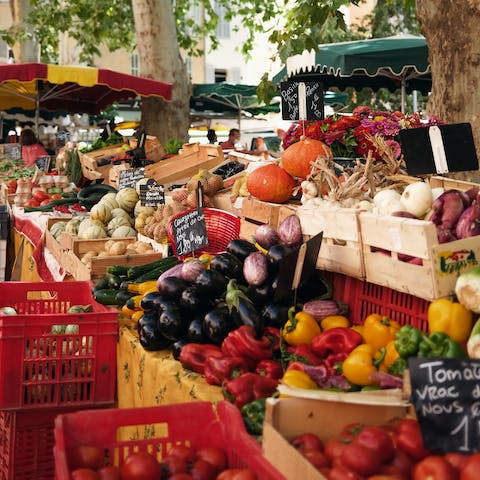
[394,325,423,358]
[388,357,409,376]
[418,332,466,359]
[241,398,266,436]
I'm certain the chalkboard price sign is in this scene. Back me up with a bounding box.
[280,81,324,121]
[139,178,165,207]
[409,357,480,453]
[171,208,208,257]
[118,167,145,190]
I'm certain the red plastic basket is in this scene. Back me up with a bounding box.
[0,281,118,410]
[54,401,283,480]
[331,273,429,332]
[167,207,241,260]
[0,406,83,480]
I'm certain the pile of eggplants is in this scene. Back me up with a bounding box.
[137,214,329,356]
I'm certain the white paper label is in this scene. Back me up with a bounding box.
[298,82,307,121]
[429,126,449,174]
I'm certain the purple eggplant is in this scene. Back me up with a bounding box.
[254,224,280,249]
[277,214,303,245]
[243,251,268,286]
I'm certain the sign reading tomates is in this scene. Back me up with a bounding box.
[409,357,480,453]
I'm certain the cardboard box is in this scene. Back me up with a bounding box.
[360,211,480,301]
[263,397,408,480]
[279,204,364,279]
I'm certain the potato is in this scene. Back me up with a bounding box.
[104,239,116,254]
[135,242,152,253]
[80,250,98,264]
[109,241,127,256]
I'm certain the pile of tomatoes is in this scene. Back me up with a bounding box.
[68,443,257,480]
[290,417,480,480]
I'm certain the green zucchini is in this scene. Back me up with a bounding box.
[127,256,180,280]
[104,273,123,289]
[107,265,130,277]
[93,288,119,305]
[115,290,135,307]
[92,275,111,292]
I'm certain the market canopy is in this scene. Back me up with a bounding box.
[0,62,173,119]
[274,35,431,112]
[190,82,347,126]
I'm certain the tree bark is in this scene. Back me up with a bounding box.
[131,0,191,145]
[9,0,39,62]
[416,0,480,181]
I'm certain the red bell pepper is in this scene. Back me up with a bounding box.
[310,327,363,358]
[204,355,249,386]
[324,352,347,376]
[221,325,274,369]
[285,343,323,365]
[255,359,283,380]
[223,372,278,408]
[264,326,281,351]
[179,343,223,374]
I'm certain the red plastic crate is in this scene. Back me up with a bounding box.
[331,273,429,332]
[0,407,83,480]
[167,207,241,260]
[54,401,283,480]
[0,281,118,410]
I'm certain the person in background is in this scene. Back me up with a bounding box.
[207,128,217,144]
[220,128,240,150]
[20,128,49,166]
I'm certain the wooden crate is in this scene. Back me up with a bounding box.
[108,162,131,189]
[66,238,165,280]
[279,204,364,279]
[79,143,127,182]
[360,211,480,301]
[44,217,72,265]
[429,175,480,192]
[129,135,165,161]
[144,143,224,186]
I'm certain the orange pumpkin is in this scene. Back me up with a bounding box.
[246,163,295,203]
[281,137,332,179]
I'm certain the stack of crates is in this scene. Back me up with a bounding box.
[0,281,118,480]
[0,204,9,281]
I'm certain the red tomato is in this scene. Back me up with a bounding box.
[394,418,430,461]
[40,198,52,206]
[71,468,101,480]
[324,438,347,462]
[6,179,17,189]
[163,455,188,475]
[340,422,364,441]
[69,445,104,470]
[189,459,217,480]
[24,198,40,207]
[216,469,256,480]
[291,432,324,452]
[169,475,194,480]
[388,448,415,477]
[32,189,50,202]
[444,452,469,472]
[355,426,395,464]
[50,193,63,200]
[195,446,227,472]
[120,452,161,480]
[328,464,365,480]
[460,452,480,480]
[412,455,457,480]
[367,475,408,480]
[98,465,121,480]
[299,448,330,469]
[341,442,382,476]
[168,445,196,463]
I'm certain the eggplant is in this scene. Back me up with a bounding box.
[157,305,188,341]
[225,279,264,337]
[261,302,290,329]
[137,311,170,351]
[243,251,269,286]
[180,259,205,282]
[140,291,164,311]
[226,238,258,262]
[266,243,297,274]
[296,270,332,304]
[203,306,234,345]
[195,269,229,296]
[157,276,191,300]
[277,214,303,245]
[209,252,245,282]
[186,318,209,344]
[248,275,279,306]
[254,224,280,249]
[180,285,211,312]
[171,339,187,360]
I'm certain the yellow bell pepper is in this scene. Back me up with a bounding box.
[342,344,384,386]
[282,307,321,346]
[321,315,351,330]
[351,324,364,337]
[362,314,400,351]
[428,298,474,343]
[379,340,399,372]
[281,369,317,389]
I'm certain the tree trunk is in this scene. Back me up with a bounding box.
[416,0,480,182]
[131,0,191,146]
[9,0,39,62]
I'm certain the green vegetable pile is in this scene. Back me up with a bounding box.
[80,133,123,154]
